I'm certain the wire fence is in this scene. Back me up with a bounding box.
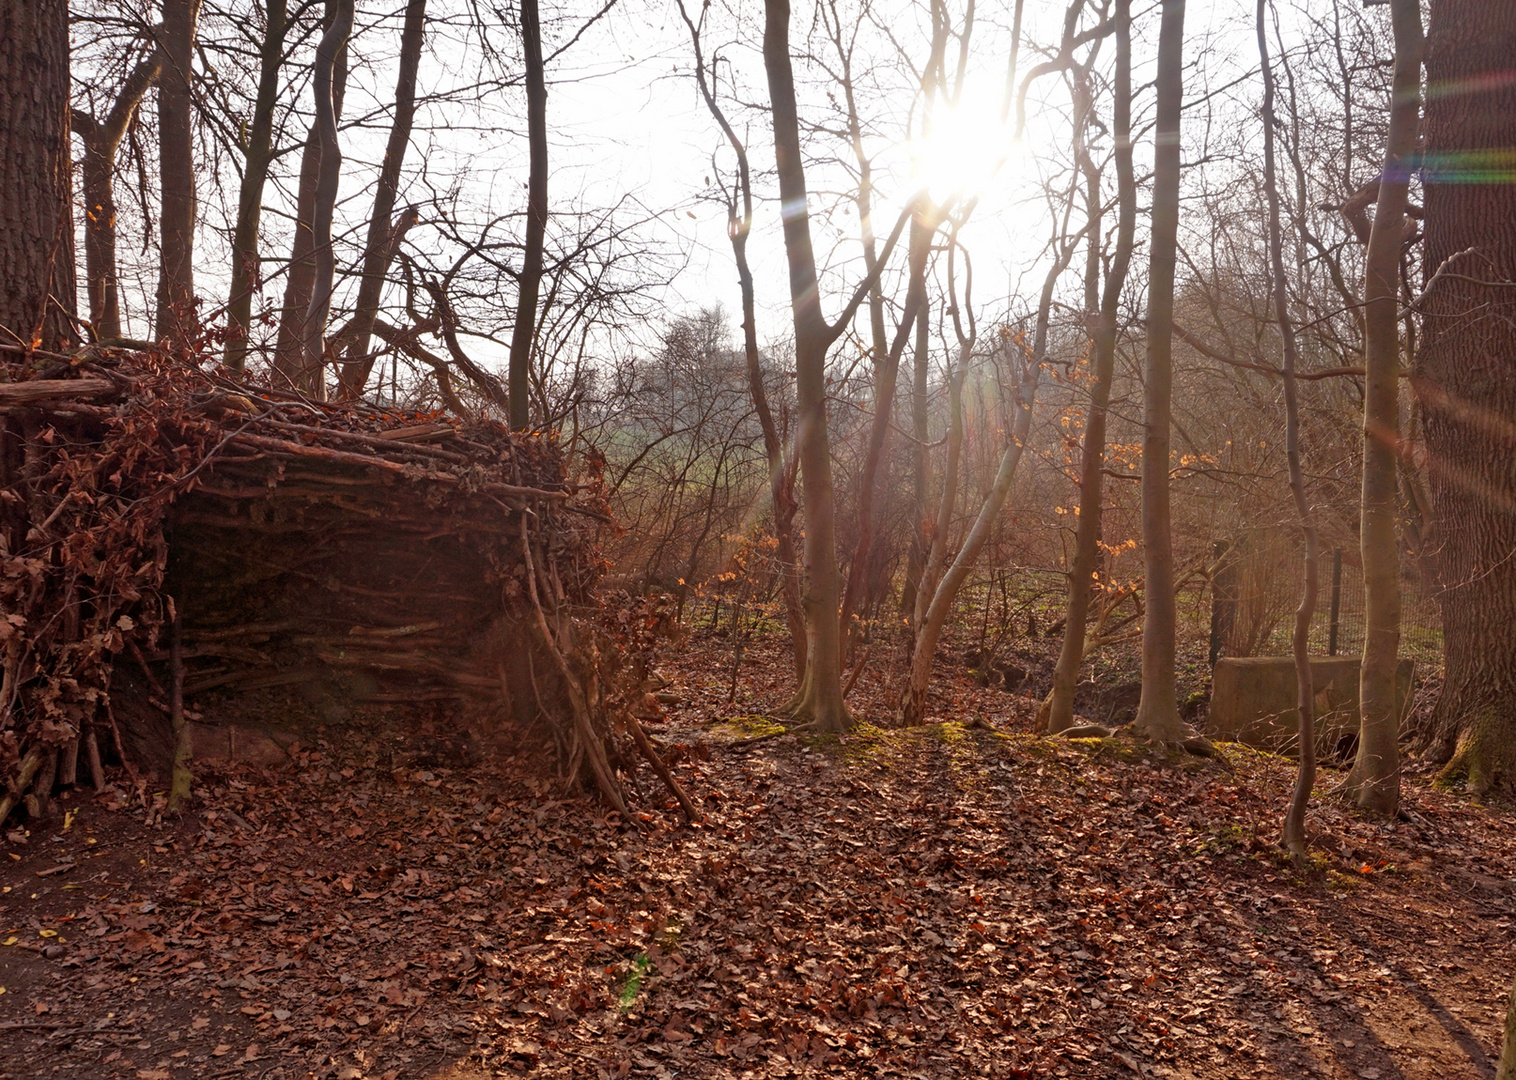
[1208,532,1442,671]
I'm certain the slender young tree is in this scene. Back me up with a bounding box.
[1342,0,1421,814]
[1132,0,1189,745]
[1045,0,1135,734]
[73,42,162,342]
[224,0,290,372]
[0,0,74,353]
[761,0,907,731]
[337,0,427,395]
[273,1,349,393]
[1259,0,1321,859]
[677,0,808,680]
[299,0,356,389]
[507,0,548,429]
[154,0,201,347]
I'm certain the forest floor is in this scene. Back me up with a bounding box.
[1,627,1513,1080]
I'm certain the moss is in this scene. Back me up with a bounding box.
[709,715,787,740]
[1433,705,1516,799]
[925,720,971,745]
[1059,735,1147,764]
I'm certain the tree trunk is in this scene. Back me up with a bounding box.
[840,201,936,652]
[763,0,850,731]
[1259,0,1321,858]
[273,3,349,394]
[898,216,1074,727]
[299,0,356,392]
[1342,0,1421,813]
[899,301,931,620]
[1046,0,1134,734]
[1498,971,1516,1080]
[677,0,807,681]
[224,0,289,372]
[1416,0,1516,796]
[1132,0,1188,745]
[0,0,74,354]
[336,0,427,396]
[74,47,162,342]
[507,0,548,430]
[154,0,201,348]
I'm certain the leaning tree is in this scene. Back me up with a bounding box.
[1416,0,1516,794]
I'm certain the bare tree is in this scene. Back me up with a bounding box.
[761,0,907,731]
[336,0,427,396]
[153,0,202,347]
[1341,0,1420,814]
[1259,0,1321,859]
[678,0,808,680]
[223,0,290,372]
[1045,0,1134,734]
[1132,0,1189,745]
[507,0,548,429]
[73,36,162,342]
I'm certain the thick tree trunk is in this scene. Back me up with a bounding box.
[336,0,427,396]
[224,0,289,372]
[1046,0,1134,734]
[0,0,74,354]
[154,0,201,348]
[1132,0,1188,745]
[1416,0,1516,796]
[763,0,850,731]
[507,0,548,429]
[299,0,356,391]
[1342,0,1421,814]
[74,48,162,342]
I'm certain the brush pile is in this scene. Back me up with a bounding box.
[0,347,692,826]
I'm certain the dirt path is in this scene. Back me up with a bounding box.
[1,639,1513,1079]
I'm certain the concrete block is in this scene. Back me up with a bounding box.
[1208,656,1412,753]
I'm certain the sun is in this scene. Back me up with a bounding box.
[908,94,1015,203]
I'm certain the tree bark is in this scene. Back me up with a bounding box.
[1416,0,1516,796]
[899,300,931,619]
[154,0,202,348]
[74,46,162,342]
[1343,0,1421,814]
[1259,0,1321,858]
[273,2,349,395]
[507,0,548,430]
[898,215,1075,727]
[0,0,75,353]
[677,0,807,681]
[1132,0,1188,745]
[336,0,427,395]
[763,0,850,731]
[840,201,937,652]
[1046,1,1134,734]
[224,0,289,372]
[299,0,356,393]
[1499,971,1516,1080]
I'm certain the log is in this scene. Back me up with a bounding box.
[0,379,114,404]
[58,736,78,786]
[84,730,105,792]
